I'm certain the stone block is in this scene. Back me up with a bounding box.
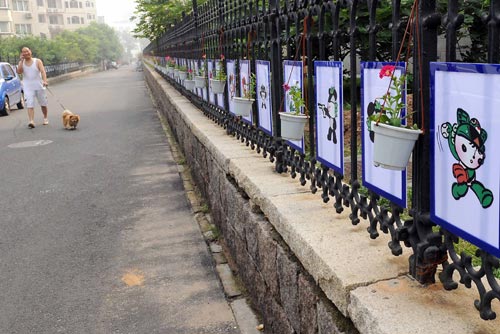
[257,224,279,301]
[299,273,319,334]
[277,247,300,333]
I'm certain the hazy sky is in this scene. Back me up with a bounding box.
[96,0,138,29]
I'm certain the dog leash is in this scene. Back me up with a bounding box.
[45,86,67,111]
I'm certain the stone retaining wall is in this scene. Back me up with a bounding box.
[144,64,499,334]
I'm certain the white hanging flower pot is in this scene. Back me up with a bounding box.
[167,66,174,74]
[178,71,187,80]
[210,79,226,94]
[232,97,254,117]
[194,76,206,88]
[279,112,309,141]
[184,79,195,90]
[174,69,180,78]
[371,122,422,170]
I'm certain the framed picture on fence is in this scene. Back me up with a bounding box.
[431,62,500,257]
[226,59,236,114]
[360,61,407,208]
[238,60,252,124]
[314,61,344,175]
[282,60,304,153]
[208,59,215,105]
[256,60,272,135]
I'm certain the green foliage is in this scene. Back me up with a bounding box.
[283,83,305,115]
[0,22,122,65]
[131,0,196,41]
[242,73,256,99]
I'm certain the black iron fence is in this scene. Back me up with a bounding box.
[144,0,500,320]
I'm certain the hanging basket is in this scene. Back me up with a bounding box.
[178,71,187,80]
[167,66,174,75]
[279,112,309,141]
[232,97,254,117]
[194,76,206,88]
[184,79,195,90]
[210,79,226,94]
[371,122,422,170]
[174,69,180,78]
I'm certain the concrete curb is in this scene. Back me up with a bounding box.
[145,65,499,333]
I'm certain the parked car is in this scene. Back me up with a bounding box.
[0,62,24,116]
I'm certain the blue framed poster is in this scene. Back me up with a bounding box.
[226,59,236,114]
[431,62,500,257]
[256,60,272,135]
[283,60,304,153]
[208,59,215,105]
[361,61,407,208]
[238,60,252,124]
[314,61,344,175]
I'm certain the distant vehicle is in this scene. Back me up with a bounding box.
[109,61,118,69]
[0,62,24,116]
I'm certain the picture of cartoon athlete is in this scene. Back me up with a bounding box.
[317,87,338,143]
[366,99,385,143]
[441,108,493,209]
[259,84,267,109]
[229,73,236,99]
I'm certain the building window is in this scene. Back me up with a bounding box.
[38,14,46,23]
[71,16,79,24]
[47,0,57,8]
[48,15,60,24]
[15,24,32,35]
[81,17,84,24]
[37,0,44,6]
[13,0,29,11]
[0,21,10,33]
[69,0,78,8]
[0,0,8,8]
[79,1,82,8]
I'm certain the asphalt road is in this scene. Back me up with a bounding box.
[0,66,238,333]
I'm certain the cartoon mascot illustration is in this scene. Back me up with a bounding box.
[317,87,338,144]
[441,108,493,209]
[366,99,385,143]
[229,73,236,99]
[259,84,267,109]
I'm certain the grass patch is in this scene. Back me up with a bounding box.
[200,203,210,214]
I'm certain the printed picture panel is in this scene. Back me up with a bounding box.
[208,60,215,104]
[238,60,252,124]
[256,60,272,135]
[283,60,304,153]
[360,61,407,208]
[314,61,344,174]
[431,62,500,257]
[226,60,236,114]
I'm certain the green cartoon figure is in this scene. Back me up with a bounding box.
[441,108,493,209]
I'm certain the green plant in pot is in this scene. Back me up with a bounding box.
[210,54,226,94]
[232,72,256,117]
[279,82,309,141]
[367,64,422,171]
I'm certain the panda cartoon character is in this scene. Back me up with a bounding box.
[318,87,338,144]
[441,108,493,209]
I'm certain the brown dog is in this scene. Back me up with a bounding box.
[62,110,80,130]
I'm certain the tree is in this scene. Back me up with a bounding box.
[131,0,193,41]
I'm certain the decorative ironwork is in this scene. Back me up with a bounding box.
[146,0,500,320]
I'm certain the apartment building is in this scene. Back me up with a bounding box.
[0,0,97,39]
